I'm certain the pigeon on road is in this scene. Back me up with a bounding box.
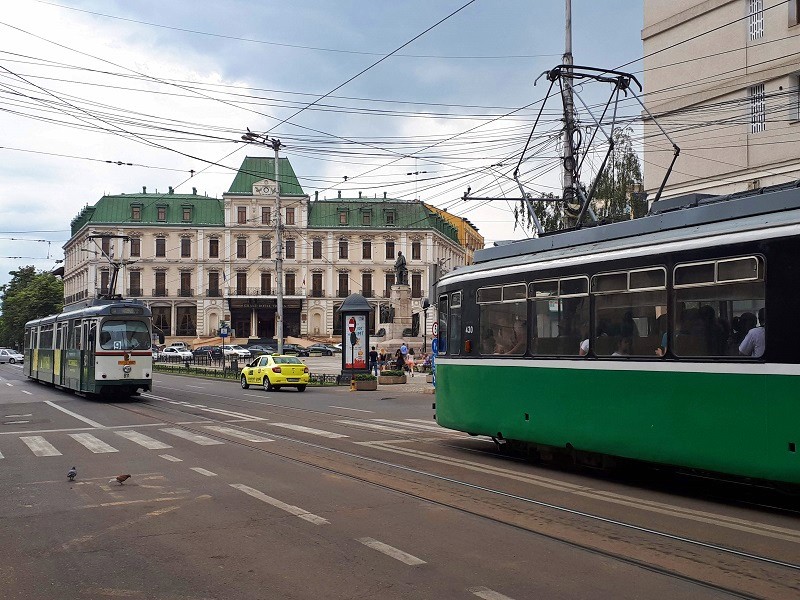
[109,474,131,485]
[67,467,77,481]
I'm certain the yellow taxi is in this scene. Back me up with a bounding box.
[240,354,309,392]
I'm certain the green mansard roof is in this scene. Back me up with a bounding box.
[70,192,224,235]
[307,197,460,244]
[226,156,306,196]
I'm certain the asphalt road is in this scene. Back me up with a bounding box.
[1,362,798,599]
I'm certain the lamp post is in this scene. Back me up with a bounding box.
[242,130,284,355]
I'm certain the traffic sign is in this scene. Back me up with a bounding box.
[431,322,438,336]
[348,316,356,333]
[431,338,438,354]
[219,327,229,338]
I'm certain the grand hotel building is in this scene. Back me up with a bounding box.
[62,157,481,342]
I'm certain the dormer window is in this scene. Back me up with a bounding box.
[338,210,348,225]
[131,205,142,221]
[157,206,167,221]
[385,210,395,225]
[182,206,192,222]
[362,212,371,226]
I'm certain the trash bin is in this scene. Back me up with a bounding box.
[231,359,238,373]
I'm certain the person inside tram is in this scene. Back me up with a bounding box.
[739,308,765,358]
[579,323,590,356]
[655,314,668,357]
[506,316,527,354]
[612,337,632,356]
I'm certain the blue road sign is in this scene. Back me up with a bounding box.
[431,338,438,354]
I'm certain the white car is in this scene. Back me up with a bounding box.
[161,346,193,360]
[222,344,251,358]
[0,348,24,364]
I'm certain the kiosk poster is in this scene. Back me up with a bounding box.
[344,315,367,369]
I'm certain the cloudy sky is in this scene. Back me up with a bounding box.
[0,0,644,289]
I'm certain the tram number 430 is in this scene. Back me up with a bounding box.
[465,325,474,334]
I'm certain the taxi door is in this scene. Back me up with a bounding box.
[254,355,269,382]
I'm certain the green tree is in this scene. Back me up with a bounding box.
[0,266,63,349]
[589,127,645,222]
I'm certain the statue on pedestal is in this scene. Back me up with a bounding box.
[394,251,408,285]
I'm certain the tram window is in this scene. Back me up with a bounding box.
[479,302,527,355]
[40,325,53,349]
[477,286,502,303]
[24,329,31,350]
[450,306,461,356]
[503,284,527,301]
[674,262,715,287]
[100,320,150,351]
[438,295,448,355]
[593,268,667,357]
[673,256,764,358]
[531,276,589,356]
[450,291,462,308]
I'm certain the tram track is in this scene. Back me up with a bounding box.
[105,392,800,600]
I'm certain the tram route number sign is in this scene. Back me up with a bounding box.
[431,322,438,336]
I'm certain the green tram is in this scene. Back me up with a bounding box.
[434,183,800,487]
[24,299,154,397]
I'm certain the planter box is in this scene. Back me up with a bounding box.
[354,380,378,391]
[378,375,407,385]
[426,374,434,383]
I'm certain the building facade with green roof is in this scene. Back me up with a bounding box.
[63,157,468,341]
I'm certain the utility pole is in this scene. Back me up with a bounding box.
[271,138,284,355]
[562,0,579,227]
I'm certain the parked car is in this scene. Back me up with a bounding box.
[280,344,309,357]
[240,354,309,392]
[246,344,277,356]
[169,341,190,350]
[222,344,251,358]
[151,345,161,360]
[0,348,24,364]
[161,346,193,360]
[193,346,223,359]
[305,344,334,356]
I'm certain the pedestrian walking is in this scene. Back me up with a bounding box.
[369,346,379,376]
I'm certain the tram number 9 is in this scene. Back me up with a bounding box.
[465,325,474,334]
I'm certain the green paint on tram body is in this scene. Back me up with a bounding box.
[435,362,799,484]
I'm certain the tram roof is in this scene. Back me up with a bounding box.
[441,181,800,287]
[25,299,151,327]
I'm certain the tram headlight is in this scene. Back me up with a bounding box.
[123,365,132,374]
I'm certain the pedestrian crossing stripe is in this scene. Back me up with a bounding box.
[116,430,173,450]
[69,433,118,454]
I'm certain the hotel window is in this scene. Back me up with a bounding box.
[285,273,296,296]
[285,239,296,259]
[131,205,141,221]
[101,237,111,257]
[130,238,140,257]
[362,240,372,259]
[209,238,219,258]
[411,272,422,298]
[791,0,800,27]
[312,273,323,296]
[155,238,166,257]
[157,206,166,221]
[362,273,373,297]
[338,273,349,297]
[285,207,295,225]
[750,83,766,133]
[237,206,247,224]
[385,210,395,225]
[129,271,141,296]
[362,211,371,226]
[208,272,220,296]
[385,241,395,260]
[411,241,421,260]
[339,239,348,259]
[385,272,395,296]
[236,272,247,295]
[182,206,192,222]
[261,239,271,258]
[237,238,247,258]
[312,239,322,259]
[155,271,166,295]
[261,206,271,225]
[260,273,271,295]
[100,270,110,294]
[749,0,763,40]
[180,238,191,258]
[338,210,348,225]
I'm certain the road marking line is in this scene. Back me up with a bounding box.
[115,430,172,450]
[186,385,206,388]
[142,393,264,421]
[5,420,30,424]
[330,406,373,413]
[20,436,61,457]
[372,419,450,433]
[159,454,182,462]
[230,484,329,525]
[356,537,426,565]
[190,467,217,477]
[21,391,32,395]
[160,428,224,446]
[468,587,515,600]
[45,401,105,428]
[62,504,182,550]
[5,414,33,418]
[69,433,119,453]
[203,426,273,442]
[336,420,414,434]
[0,450,3,459]
[266,423,348,439]
[5,383,12,387]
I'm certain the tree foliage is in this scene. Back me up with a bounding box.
[513,127,645,234]
[0,266,63,349]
